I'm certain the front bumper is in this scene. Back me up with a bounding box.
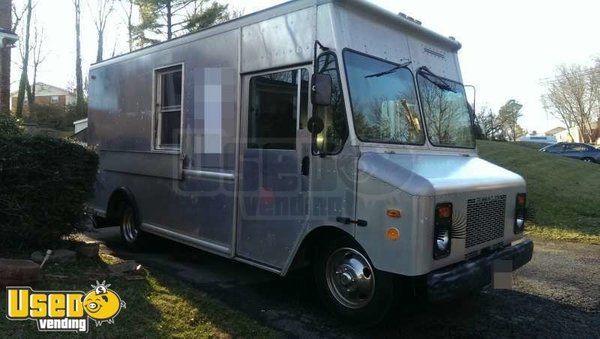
[427,239,534,302]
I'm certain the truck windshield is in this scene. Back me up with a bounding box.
[343,50,425,145]
[417,69,475,148]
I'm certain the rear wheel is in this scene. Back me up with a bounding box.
[582,157,595,163]
[314,237,395,324]
[119,205,144,247]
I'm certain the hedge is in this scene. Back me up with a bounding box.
[0,116,98,250]
[0,114,21,137]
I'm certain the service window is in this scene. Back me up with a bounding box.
[247,69,308,150]
[155,65,182,150]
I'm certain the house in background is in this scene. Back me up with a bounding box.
[10,82,76,115]
[546,124,600,145]
[545,127,570,142]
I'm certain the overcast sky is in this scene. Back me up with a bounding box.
[10,0,600,133]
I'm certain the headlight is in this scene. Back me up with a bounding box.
[514,193,526,234]
[433,202,452,259]
[435,228,450,251]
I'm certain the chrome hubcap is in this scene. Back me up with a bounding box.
[122,210,138,243]
[325,247,374,309]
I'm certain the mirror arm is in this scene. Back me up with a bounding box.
[313,40,330,71]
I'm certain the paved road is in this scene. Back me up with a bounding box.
[86,228,599,338]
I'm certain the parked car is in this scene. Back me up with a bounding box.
[540,142,600,163]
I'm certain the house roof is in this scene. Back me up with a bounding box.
[545,127,567,135]
[11,82,73,97]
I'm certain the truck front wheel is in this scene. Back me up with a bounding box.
[314,237,395,324]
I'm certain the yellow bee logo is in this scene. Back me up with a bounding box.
[82,281,126,326]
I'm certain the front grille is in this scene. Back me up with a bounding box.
[466,195,506,248]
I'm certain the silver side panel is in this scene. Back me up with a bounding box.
[241,7,315,73]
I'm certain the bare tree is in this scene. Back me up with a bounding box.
[89,0,115,63]
[541,64,599,143]
[30,20,47,100]
[74,0,85,115]
[118,0,136,52]
[541,95,575,142]
[11,3,27,32]
[15,0,33,118]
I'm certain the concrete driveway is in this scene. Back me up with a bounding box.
[86,228,600,338]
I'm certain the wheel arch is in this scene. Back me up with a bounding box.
[285,225,360,274]
[106,187,141,226]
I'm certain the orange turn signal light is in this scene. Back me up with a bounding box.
[517,193,526,207]
[386,227,400,241]
[436,204,452,219]
[386,209,402,218]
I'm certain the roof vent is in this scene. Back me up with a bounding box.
[397,12,422,25]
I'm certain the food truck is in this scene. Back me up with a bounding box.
[88,0,533,322]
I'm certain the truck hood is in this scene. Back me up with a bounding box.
[358,152,525,196]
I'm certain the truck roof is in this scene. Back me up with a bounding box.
[92,0,461,69]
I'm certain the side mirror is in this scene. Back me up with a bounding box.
[311,73,332,106]
[307,116,324,134]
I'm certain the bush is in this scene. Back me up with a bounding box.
[0,134,98,250]
[0,114,22,137]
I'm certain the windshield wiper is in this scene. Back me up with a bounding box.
[419,66,456,92]
[365,60,412,78]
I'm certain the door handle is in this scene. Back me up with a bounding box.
[301,156,310,176]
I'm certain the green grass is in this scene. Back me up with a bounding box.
[477,140,600,244]
[0,250,278,338]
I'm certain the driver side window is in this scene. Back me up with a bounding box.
[313,52,348,155]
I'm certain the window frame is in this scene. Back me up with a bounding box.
[153,63,184,152]
[312,51,349,156]
[245,66,310,151]
[416,68,477,150]
[341,48,426,147]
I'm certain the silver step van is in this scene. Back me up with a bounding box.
[88,0,533,322]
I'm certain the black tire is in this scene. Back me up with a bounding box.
[119,204,145,248]
[582,157,595,163]
[314,237,395,325]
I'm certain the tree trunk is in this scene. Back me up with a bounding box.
[0,0,12,114]
[74,0,84,115]
[166,0,172,40]
[96,30,103,63]
[31,64,37,98]
[16,0,32,118]
[127,1,133,52]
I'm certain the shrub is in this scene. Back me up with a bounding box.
[25,103,87,131]
[0,114,22,137]
[0,134,98,250]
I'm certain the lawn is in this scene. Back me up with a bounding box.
[477,140,600,244]
[0,247,278,338]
